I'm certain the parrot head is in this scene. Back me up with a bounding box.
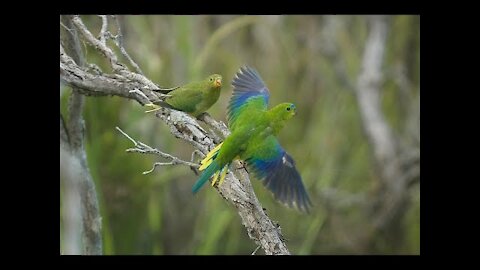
[278,102,297,120]
[207,74,222,88]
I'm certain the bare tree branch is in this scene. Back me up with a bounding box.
[356,16,395,166]
[60,15,102,255]
[198,112,230,138]
[111,15,145,75]
[67,91,84,149]
[251,245,261,255]
[354,16,410,234]
[71,15,156,90]
[61,15,290,255]
[60,52,154,103]
[128,89,151,104]
[98,15,108,44]
[115,126,200,172]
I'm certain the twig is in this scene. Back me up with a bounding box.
[98,15,108,44]
[189,150,204,176]
[60,21,75,34]
[71,15,156,90]
[111,15,145,75]
[129,89,151,104]
[128,144,200,168]
[115,126,137,145]
[251,245,261,255]
[191,149,205,161]
[116,126,200,171]
[143,162,174,174]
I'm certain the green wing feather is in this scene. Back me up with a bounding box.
[163,87,204,114]
[227,66,270,131]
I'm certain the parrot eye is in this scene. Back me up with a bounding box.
[286,107,291,111]
[210,78,213,81]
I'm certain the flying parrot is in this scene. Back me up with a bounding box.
[193,66,312,212]
[145,74,223,117]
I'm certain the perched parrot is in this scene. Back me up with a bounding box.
[193,66,311,212]
[145,74,223,117]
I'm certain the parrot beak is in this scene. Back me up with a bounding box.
[215,78,222,87]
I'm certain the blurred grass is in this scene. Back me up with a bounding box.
[60,15,420,255]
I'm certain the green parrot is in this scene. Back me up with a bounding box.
[145,74,223,117]
[193,66,311,212]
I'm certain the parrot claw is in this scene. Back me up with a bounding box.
[236,161,249,173]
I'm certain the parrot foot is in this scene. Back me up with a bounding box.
[211,167,228,187]
[196,112,208,119]
[144,103,162,113]
[236,161,249,173]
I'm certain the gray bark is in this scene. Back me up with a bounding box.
[60,15,102,255]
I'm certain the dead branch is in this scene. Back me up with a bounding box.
[60,15,102,255]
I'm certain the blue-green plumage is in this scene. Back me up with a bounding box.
[192,160,220,193]
[228,67,269,130]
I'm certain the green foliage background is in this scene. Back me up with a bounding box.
[60,15,420,255]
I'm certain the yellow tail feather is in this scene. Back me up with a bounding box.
[211,171,220,186]
[218,167,228,186]
[199,142,223,171]
[201,143,223,164]
[199,158,213,171]
[209,166,229,187]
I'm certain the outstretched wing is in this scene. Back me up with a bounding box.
[227,66,270,131]
[245,136,312,212]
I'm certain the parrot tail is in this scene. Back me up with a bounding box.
[152,86,180,93]
[144,100,177,113]
[192,143,228,193]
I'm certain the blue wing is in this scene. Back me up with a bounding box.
[227,66,270,130]
[245,136,312,213]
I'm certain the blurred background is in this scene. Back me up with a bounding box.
[60,15,420,255]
